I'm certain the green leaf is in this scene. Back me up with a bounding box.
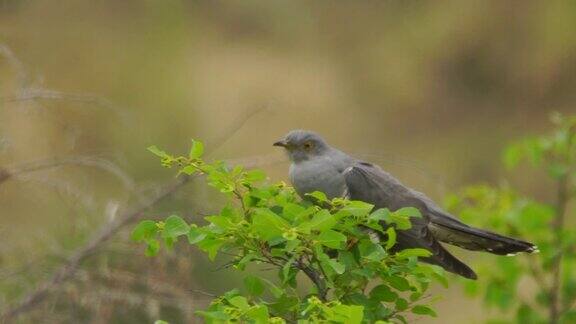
[196,310,230,320]
[282,228,299,241]
[145,239,160,257]
[154,321,169,324]
[131,220,158,242]
[317,229,347,249]
[430,267,448,288]
[269,295,299,315]
[252,209,289,241]
[262,279,284,299]
[338,251,358,269]
[503,144,522,169]
[358,240,387,262]
[162,215,190,239]
[187,225,207,244]
[280,203,306,221]
[396,248,432,259]
[301,209,336,233]
[244,169,266,183]
[205,215,233,230]
[411,305,437,317]
[395,298,408,311]
[370,284,398,302]
[244,275,265,296]
[228,296,250,311]
[147,145,170,158]
[331,304,364,324]
[485,281,514,310]
[197,238,225,260]
[381,212,413,230]
[180,165,197,175]
[284,238,300,252]
[164,236,176,249]
[344,200,374,217]
[385,227,396,250]
[281,256,298,284]
[221,205,243,222]
[369,208,391,222]
[524,138,544,166]
[305,191,329,203]
[326,259,346,274]
[385,275,411,291]
[189,140,204,159]
[394,207,422,218]
[245,304,269,322]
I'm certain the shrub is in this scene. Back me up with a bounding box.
[447,113,576,323]
[133,141,446,323]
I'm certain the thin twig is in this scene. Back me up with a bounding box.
[549,128,574,324]
[507,223,548,292]
[2,88,126,116]
[0,43,30,88]
[549,173,569,324]
[3,156,135,190]
[526,255,548,293]
[562,297,576,314]
[190,289,218,298]
[204,105,268,155]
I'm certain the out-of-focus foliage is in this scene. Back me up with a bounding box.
[446,114,576,323]
[134,141,447,323]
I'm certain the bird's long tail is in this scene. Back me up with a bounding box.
[429,221,538,256]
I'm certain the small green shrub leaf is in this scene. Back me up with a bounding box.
[162,215,190,239]
[411,305,437,317]
[189,140,204,159]
[131,220,158,242]
[244,275,265,296]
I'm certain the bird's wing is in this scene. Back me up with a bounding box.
[342,162,477,279]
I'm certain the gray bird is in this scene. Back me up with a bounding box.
[273,130,538,279]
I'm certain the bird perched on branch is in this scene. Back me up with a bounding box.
[273,129,538,279]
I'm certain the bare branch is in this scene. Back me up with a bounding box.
[80,269,217,299]
[0,43,269,322]
[4,156,135,190]
[0,43,30,88]
[0,122,268,324]
[0,175,189,322]
[297,258,328,301]
[205,105,268,156]
[549,128,574,324]
[0,89,128,121]
[1,44,127,122]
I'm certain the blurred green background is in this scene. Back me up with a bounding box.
[1,0,575,322]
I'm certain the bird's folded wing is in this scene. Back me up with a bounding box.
[342,161,434,213]
[342,162,478,279]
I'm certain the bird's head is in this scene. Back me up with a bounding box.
[273,130,330,163]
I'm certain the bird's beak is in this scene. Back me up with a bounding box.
[273,139,288,147]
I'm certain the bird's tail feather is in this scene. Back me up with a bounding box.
[420,244,478,280]
[394,224,478,280]
[429,222,539,256]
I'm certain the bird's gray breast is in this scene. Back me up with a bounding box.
[289,157,348,199]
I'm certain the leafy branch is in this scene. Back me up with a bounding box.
[448,113,576,323]
[134,141,447,323]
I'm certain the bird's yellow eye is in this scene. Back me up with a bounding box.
[303,141,314,150]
